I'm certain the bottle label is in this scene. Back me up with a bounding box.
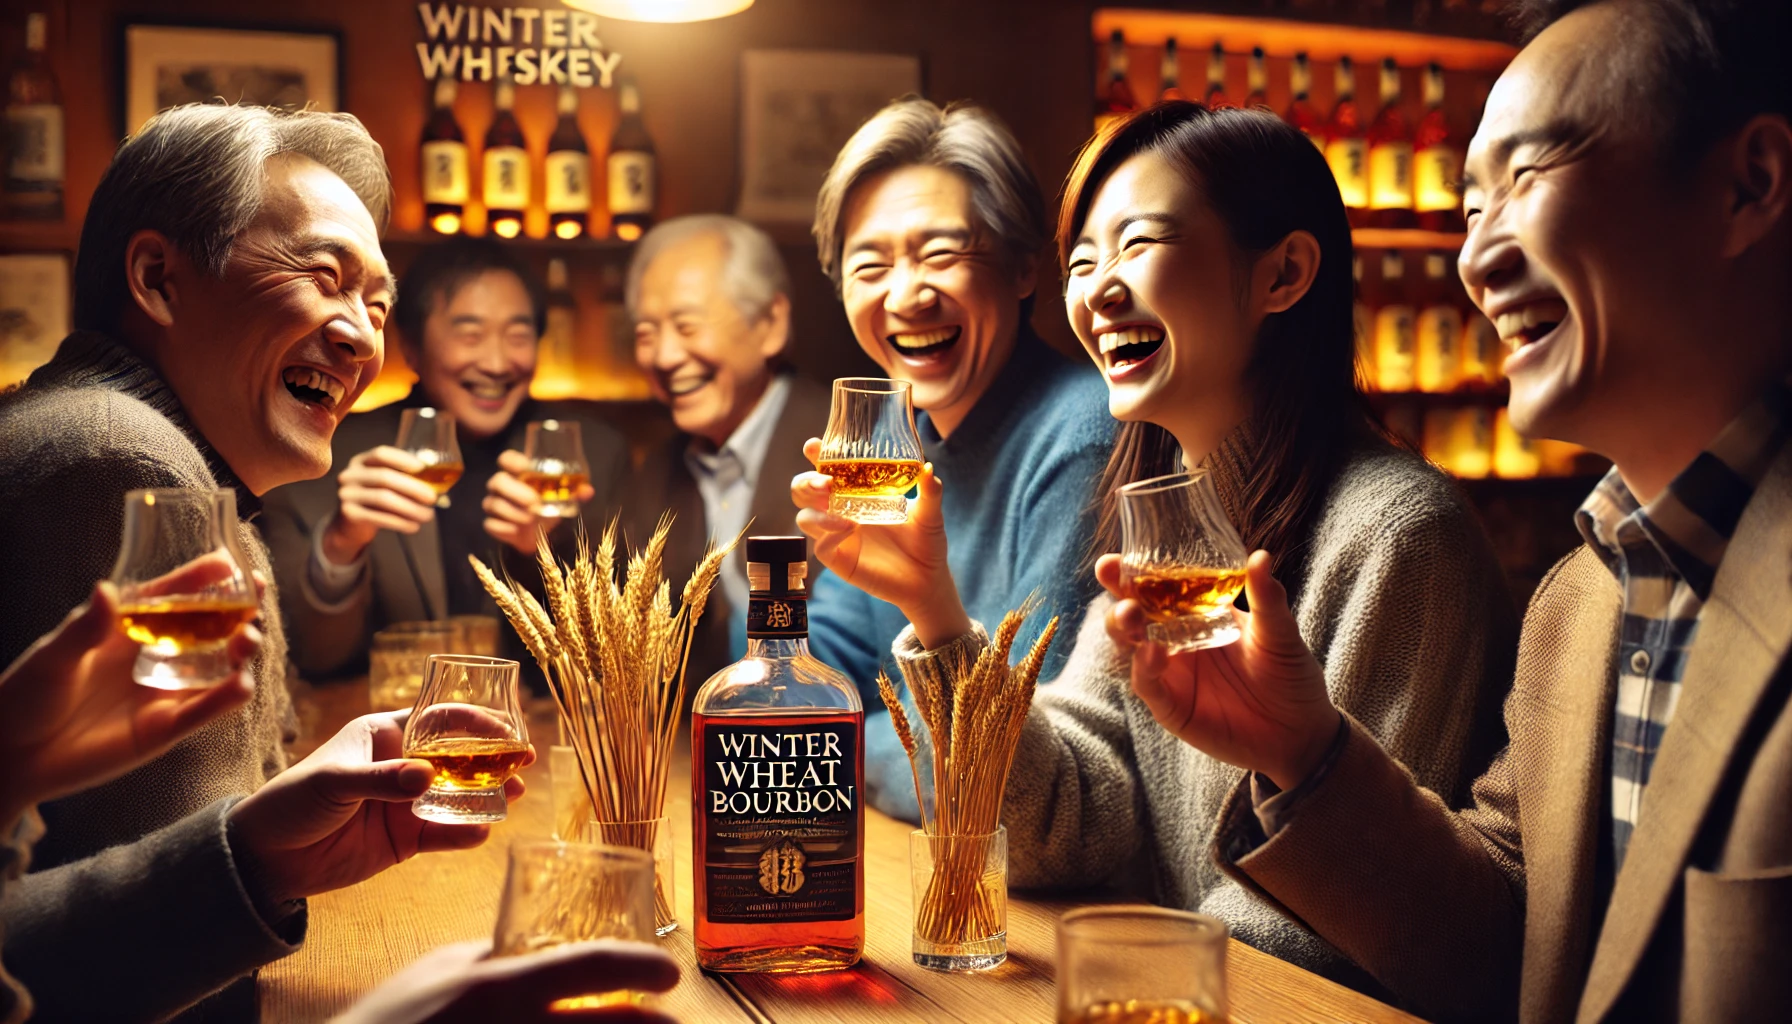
[607,151,655,215]
[1369,141,1414,210]
[484,146,529,209]
[700,719,861,924]
[1326,138,1368,208]
[1415,145,1462,213]
[1375,305,1417,392]
[421,140,469,204]
[1416,306,1464,392]
[747,595,807,639]
[544,151,591,213]
[4,105,64,183]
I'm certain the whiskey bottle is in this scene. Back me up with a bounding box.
[1202,42,1231,109]
[1284,53,1325,151]
[1367,58,1415,228]
[1414,252,1464,393]
[1372,251,1417,392]
[3,12,62,221]
[1094,29,1135,133]
[692,536,865,974]
[1243,46,1267,109]
[1325,57,1368,222]
[534,257,578,399]
[545,86,591,240]
[484,75,528,239]
[421,77,468,235]
[607,79,656,242]
[1158,36,1184,102]
[1414,62,1464,232]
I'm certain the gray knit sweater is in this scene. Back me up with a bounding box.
[892,439,1517,989]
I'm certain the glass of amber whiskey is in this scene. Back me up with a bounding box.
[522,419,590,519]
[818,377,925,524]
[402,654,529,823]
[582,815,678,936]
[396,407,464,509]
[494,840,657,1010]
[1056,907,1229,1024]
[910,826,1007,972]
[1117,471,1250,652]
[110,488,258,689]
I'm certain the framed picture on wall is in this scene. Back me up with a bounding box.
[122,23,340,136]
[0,252,71,388]
[737,50,922,224]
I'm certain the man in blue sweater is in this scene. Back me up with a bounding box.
[797,98,1114,820]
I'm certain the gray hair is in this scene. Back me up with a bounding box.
[624,214,791,324]
[74,103,393,333]
[812,97,1047,293]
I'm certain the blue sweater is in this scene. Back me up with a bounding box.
[808,330,1115,820]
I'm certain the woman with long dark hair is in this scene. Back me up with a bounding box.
[792,102,1516,983]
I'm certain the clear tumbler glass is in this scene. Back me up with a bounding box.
[910,826,1007,972]
[1056,907,1229,1024]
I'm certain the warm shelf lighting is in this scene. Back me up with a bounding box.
[430,212,462,235]
[491,217,523,239]
[555,221,584,240]
[561,0,753,24]
[615,222,644,241]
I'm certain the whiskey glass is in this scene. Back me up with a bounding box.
[522,419,590,519]
[396,407,464,509]
[583,816,678,936]
[110,488,258,690]
[1056,907,1229,1024]
[910,825,1007,972]
[818,378,924,524]
[1118,471,1249,653]
[492,841,657,1011]
[402,655,529,823]
[368,621,455,712]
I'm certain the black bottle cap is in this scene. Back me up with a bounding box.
[746,536,806,564]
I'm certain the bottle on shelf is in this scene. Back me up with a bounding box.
[1459,312,1504,388]
[1353,254,1376,388]
[692,536,865,974]
[1414,62,1464,232]
[1425,405,1493,479]
[420,76,468,235]
[1284,52,1325,151]
[607,78,656,243]
[1202,42,1231,109]
[1325,57,1369,222]
[1492,407,1541,479]
[1095,29,1136,133]
[3,11,62,221]
[1367,58,1415,229]
[1159,36,1185,102]
[533,258,578,400]
[1244,47,1268,109]
[1372,251,1417,393]
[545,86,591,241]
[1415,252,1464,392]
[483,75,528,239]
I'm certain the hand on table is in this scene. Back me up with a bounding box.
[484,450,593,556]
[791,437,970,649]
[1100,550,1340,791]
[330,939,678,1024]
[227,711,532,905]
[323,446,440,565]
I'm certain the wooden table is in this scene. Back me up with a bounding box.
[262,683,1425,1024]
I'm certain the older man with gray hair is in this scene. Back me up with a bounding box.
[621,214,830,681]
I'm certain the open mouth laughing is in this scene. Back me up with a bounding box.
[887,326,962,360]
[1492,299,1569,353]
[664,370,712,399]
[281,366,347,412]
[459,376,521,407]
[1096,324,1166,381]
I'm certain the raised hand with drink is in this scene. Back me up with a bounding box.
[396,406,465,507]
[1115,470,1249,653]
[482,419,597,555]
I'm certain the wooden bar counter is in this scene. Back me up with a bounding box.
[262,683,1425,1024]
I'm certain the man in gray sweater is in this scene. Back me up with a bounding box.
[0,104,520,1022]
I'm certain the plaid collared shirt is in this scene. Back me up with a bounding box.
[1575,388,1792,870]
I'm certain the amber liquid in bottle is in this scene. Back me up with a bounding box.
[118,598,259,650]
[420,77,467,235]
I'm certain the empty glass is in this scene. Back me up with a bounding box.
[369,621,454,712]
[493,840,657,1014]
[396,407,463,509]
[110,488,257,689]
[402,655,529,823]
[1056,907,1229,1024]
[818,378,925,524]
[582,816,678,936]
[522,419,590,519]
[910,826,1007,972]
[1118,471,1249,652]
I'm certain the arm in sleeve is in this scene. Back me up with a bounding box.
[1010,431,1112,680]
[0,798,305,1023]
[804,565,883,696]
[257,484,375,679]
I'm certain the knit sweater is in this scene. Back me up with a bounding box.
[0,332,302,1021]
[892,439,1517,990]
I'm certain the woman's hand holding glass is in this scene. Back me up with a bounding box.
[1099,550,1341,791]
[791,437,971,650]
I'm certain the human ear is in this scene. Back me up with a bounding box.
[1257,230,1321,315]
[758,293,793,361]
[1012,254,1038,302]
[123,230,179,328]
[1721,113,1792,259]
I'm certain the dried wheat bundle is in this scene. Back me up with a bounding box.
[471,513,737,928]
[879,603,1058,948]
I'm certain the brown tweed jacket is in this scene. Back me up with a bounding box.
[1216,443,1792,1023]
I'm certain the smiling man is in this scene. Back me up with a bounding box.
[1092,2,1792,1021]
[260,238,626,683]
[803,98,1115,820]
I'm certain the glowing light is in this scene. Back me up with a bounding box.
[430,211,462,234]
[491,217,522,239]
[554,220,584,240]
[615,222,643,242]
[561,0,753,23]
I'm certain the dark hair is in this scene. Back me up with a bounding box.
[1060,102,1385,579]
[393,237,545,349]
[1512,0,1791,172]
